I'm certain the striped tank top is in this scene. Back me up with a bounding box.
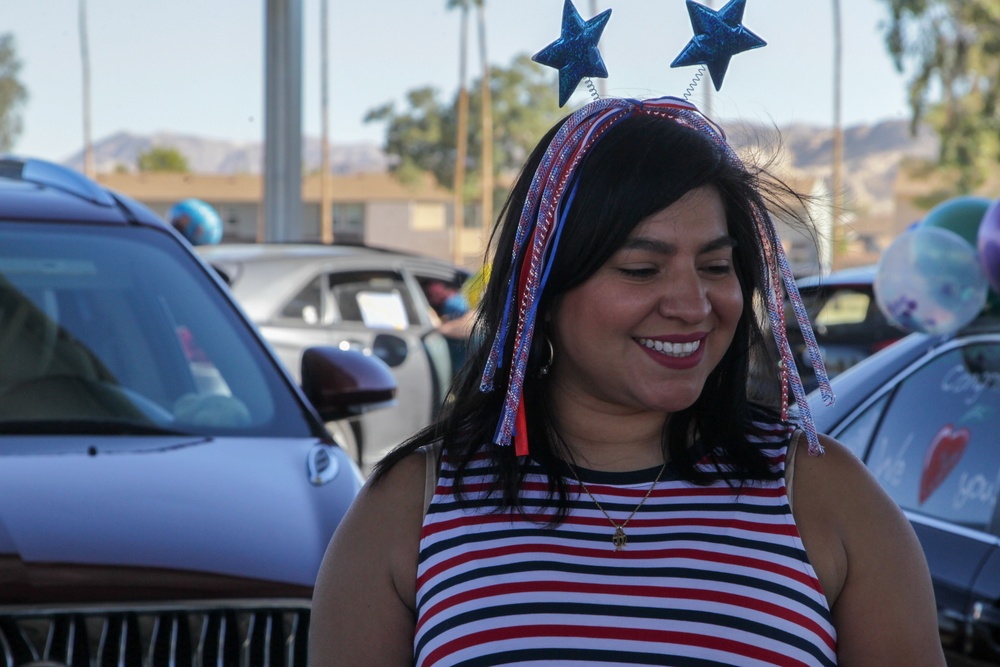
[414,423,837,666]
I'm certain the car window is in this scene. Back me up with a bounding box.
[866,344,1000,533]
[280,276,323,324]
[834,393,890,460]
[327,270,420,329]
[813,289,871,329]
[0,223,313,438]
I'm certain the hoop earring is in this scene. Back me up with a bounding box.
[538,336,555,377]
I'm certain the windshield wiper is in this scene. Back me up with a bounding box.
[0,420,192,436]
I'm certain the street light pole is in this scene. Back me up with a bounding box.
[263,0,304,242]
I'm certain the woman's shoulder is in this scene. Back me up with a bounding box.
[362,449,430,515]
[309,449,430,663]
[788,433,915,595]
[790,433,944,662]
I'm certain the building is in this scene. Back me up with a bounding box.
[96,171,491,270]
[98,168,851,277]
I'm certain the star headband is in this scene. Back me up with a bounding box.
[532,0,767,108]
[482,0,834,458]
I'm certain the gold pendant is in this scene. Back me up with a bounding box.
[612,526,627,550]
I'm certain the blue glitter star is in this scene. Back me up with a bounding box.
[532,0,612,107]
[670,0,766,91]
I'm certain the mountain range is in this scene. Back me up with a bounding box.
[61,119,940,215]
[62,133,393,176]
[725,118,939,216]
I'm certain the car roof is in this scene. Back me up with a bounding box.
[0,156,167,229]
[806,314,1000,430]
[198,242,465,267]
[796,264,877,290]
[198,243,469,285]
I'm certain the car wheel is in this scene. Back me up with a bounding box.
[326,418,361,468]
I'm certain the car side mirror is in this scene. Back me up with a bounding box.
[372,333,409,368]
[300,346,397,422]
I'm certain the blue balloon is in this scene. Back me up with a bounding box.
[874,226,988,336]
[169,198,223,246]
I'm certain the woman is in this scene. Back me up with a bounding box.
[309,97,944,666]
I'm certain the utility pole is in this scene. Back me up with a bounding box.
[320,0,333,244]
[589,0,606,97]
[478,1,493,238]
[79,0,95,178]
[831,0,843,273]
[453,5,470,266]
[701,0,712,117]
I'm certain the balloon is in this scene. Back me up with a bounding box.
[920,195,993,249]
[169,198,223,246]
[874,226,988,336]
[976,198,1000,293]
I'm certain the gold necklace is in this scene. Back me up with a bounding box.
[567,462,667,551]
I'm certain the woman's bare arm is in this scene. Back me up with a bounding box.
[309,452,426,666]
[793,435,946,666]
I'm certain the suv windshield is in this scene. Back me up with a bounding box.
[0,223,316,437]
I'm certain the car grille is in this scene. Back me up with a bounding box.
[0,600,309,667]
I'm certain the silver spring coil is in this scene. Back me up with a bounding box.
[683,66,707,100]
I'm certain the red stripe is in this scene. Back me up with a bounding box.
[423,623,816,667]
[417,541,821,594]
[417,579,834,652]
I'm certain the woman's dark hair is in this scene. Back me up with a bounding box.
[373,108,813,517]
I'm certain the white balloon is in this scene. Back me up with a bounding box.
[874,226,988,336]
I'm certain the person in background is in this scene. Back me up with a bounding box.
[422,279,474,377]
[308,96,944,666]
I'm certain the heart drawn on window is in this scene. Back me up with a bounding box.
[919,423,971,504]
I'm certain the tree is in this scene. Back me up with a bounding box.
[137,146,190,173]
[365,55,563,206]
[878,0,1000,192]
[0,34,29,153]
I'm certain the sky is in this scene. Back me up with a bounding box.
[4,0,912,164]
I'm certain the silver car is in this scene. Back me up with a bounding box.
[197,243,469,472]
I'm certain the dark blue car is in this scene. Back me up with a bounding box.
[806,316,1000,665]
[0,157,395,665]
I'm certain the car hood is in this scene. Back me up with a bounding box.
[0,435,362,604]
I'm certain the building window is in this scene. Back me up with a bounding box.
[333,204,365,243]
[412,202,446,231]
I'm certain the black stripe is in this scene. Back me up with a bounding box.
[451,647,738,666]
[416,601,834,666]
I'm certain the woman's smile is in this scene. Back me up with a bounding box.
[635,335,707,369]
